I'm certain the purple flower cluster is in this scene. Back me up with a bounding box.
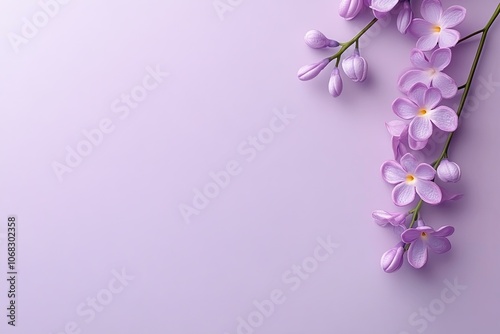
[376,0,465,272]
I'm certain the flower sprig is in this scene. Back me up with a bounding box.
[298,0,500,273]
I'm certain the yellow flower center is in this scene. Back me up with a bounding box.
[421,232,427,238]
[433,26,441,33]
[406,174,415,182]
[418,109,427,116]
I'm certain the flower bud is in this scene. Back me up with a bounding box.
[397,1,413,34]
[342,49,368,82]
[304,30,339,49]
[328,67,343,97]
[297,58,330,81]
[339,0,364,20]
[372,210,408,227]
[437,159,461,183]
[381,242,405,273]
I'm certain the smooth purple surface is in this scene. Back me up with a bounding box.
[0,1,499,333]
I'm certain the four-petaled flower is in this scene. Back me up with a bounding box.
[398,48,457,99]
[381,153,442,206]
[401,221,454,268]
[392,83,458,143]
[410,0,466,51]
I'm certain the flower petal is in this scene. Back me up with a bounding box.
[407,238,428,268]
[439,29,460,48]
[409,48,430,69]
[409,117,433,141]
[440,5,466,28]
[398,70,432,94]
[400,153,419,173]
[414,163,436,180]
[392,98,418,120]
[427,236,452,253]
[401,228,422,243]
[430,48,452,71]
[408,136,428,151]
[370,0,399,12]
[423,87,442,109]
[381,161,407,184]
[432,72,457,98]
[410,18,435,38]
[386,120,408,137]
[408,83,429,106]
[429,106,458,132]
[433,225,455,237]
[421,0,443,24]
[415,179,442,204]
[416,33,440,51]
[392,182,416,206]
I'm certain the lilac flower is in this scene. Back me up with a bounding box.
[339,0,364,20]
[437,159,461,182]
[398,48,457,99]
[298,58,330,81]
[392,83,458,142]
[397,1,413,34]
[381,242,405,273]
[401,221,454,268]
[410,0,466,51]
[304,30,340,49]
[342,48,368,82]
[328,67,343,97]
[381,153,442,206]
[372,210,409,227]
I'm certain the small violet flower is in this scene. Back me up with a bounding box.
[381,153,442,206]
[298,58,330,81]
[342,48,368,82]
[304,30,340,49]
[410,0,466,51]
[339,0,364,20]
[386,120,428,157]
[328,67,343,97]
[392,83,458,143]
[381,242,405,273]
[372,210,409,227]
[399,48,457,99]
[437,159,461,182]
[401,221,454,268]
[397,1,413,34]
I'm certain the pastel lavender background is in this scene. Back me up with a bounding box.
[0,0,499,333]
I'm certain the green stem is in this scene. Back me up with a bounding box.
[328,18,378,62]
[457,29,484,44]
[403,3,500,250]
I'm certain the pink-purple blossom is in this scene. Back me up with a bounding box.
[372,210,409,227]
[304,30,340,49]
[437,159,461,182]
[401,221,454,268]
[329,67,343,97]
[339,0,364,20]
[381,153,442,206]
[410,0,466,51]
[298,58,330,81]
[398,48,457,99]
[397,1,413,34]
[342,48,368,82]
[381,242,405,273]
[392,83,458,143]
